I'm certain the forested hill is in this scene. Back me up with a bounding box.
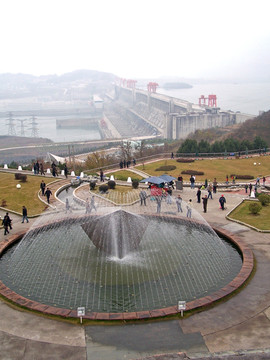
[189,110,270,146]
[230,110,270,145]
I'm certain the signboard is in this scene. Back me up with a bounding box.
[77,307,85,317]
[178,301,186,311]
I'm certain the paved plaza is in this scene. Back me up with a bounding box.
[0,173,270,360]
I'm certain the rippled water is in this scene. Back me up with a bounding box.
[0,214,242,313]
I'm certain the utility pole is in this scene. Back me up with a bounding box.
[6,112,17,136]
[29,115,39,137]
[17,119,27,137]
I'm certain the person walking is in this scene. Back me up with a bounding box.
[40,180,46,196]
[85,198,91,213]
[249,183,253,195]
[2,214,10,235]
[176,194,183,213]
[207,184,213,199]
[90,196,97,212]
[22,206,29,223]
[45,187,52,204]
[65,199,72,213]
[190,175,195,189]
[156,196,162,214]
[196,187,201,203]
[186,199,192,218]
[219,194,226,210]
[202,195,208,213]
[263,176,266,186]
[139,190,147,206]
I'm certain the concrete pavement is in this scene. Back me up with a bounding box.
[0,178,270,359]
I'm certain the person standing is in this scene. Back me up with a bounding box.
[40,162,45,176]
[176,194,183,213]
[64,164,68,179]
[85,198,91,214]
[219,194,226,210]
[22,206,29,223]
[186,199,192,218]
[40,180,46,196]
[202,195,208,213]
[45,187,52,204]
[2,214,10,235]
[213,178,218,194]
[263,176,266,186]
[171,152,174,159]
[100,169,104,182]
[156,196,162,214]
[196,187,201,203]
[190,175,195,189]
[249,183,253,195]
[139,190,147,206]
[65,199,72,213]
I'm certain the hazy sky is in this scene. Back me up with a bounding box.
[1,0,270,80]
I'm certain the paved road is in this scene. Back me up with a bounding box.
[0,177,270,359]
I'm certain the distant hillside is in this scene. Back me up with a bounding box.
[0,135,52,149]
[162,82,192,89]
[188,111,270,145]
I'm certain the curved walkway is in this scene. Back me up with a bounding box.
[0,177,270,359]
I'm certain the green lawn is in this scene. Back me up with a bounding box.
[229,200,270,230]
[91,185,140,204]
[0,173,49,215]
[136,156,270,183]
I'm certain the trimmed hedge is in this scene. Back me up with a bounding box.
[181,170,204,176]
[230,174,254,180]
[176,158,195,163]
[99,184,109,193]
[132,180,139,189]
[108,180,116,189]
[15,173,27,182]
[155,165,176,171]
[90,181,96,190]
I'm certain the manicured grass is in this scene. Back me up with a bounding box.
[0,173,48,215]
[136,156,270,183]
[91,185,140,204]
[106,170,143,181]
[229,200,270,230]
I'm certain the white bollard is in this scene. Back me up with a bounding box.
[80,172,84,178]
[127,177,132,183]
[32,168,35,173]
[18,166,22,171]
[61,170,65,176]
[47,168,51,174]
[4,164,8,169]
[110,175,114,181]
[71,171,75,176]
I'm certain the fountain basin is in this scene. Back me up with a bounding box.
[0,214,253,320]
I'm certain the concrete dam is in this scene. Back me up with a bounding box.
[103,85,254,140]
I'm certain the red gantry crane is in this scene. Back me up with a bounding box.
[199,94,217,107]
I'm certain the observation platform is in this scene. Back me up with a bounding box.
[0,176,269,359]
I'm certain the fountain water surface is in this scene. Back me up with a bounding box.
[0,204,242,314]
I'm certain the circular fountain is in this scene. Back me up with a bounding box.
[0,188,253,320]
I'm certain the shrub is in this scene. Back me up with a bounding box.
[176,158,194,163]
[258,193,270,206]
[181,170,204,176]
[14,173,27,182]
[89,181,96,190]
[132,180,139,189]
[107,180,116,189]
[99,184,109,193]
[20,174,27,182]
[155,165,176,171]
[249,202,262,214]
[1,199,7,207]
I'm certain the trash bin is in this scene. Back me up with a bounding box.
[176,180,183,190]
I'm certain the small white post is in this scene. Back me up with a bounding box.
[71,171,75,176]
[110,175,114,181]
[4,164,8,169]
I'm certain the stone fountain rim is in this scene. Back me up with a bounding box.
[0,218,254,321]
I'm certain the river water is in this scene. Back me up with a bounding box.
[158,82,270,116]
[1,82,269,142]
